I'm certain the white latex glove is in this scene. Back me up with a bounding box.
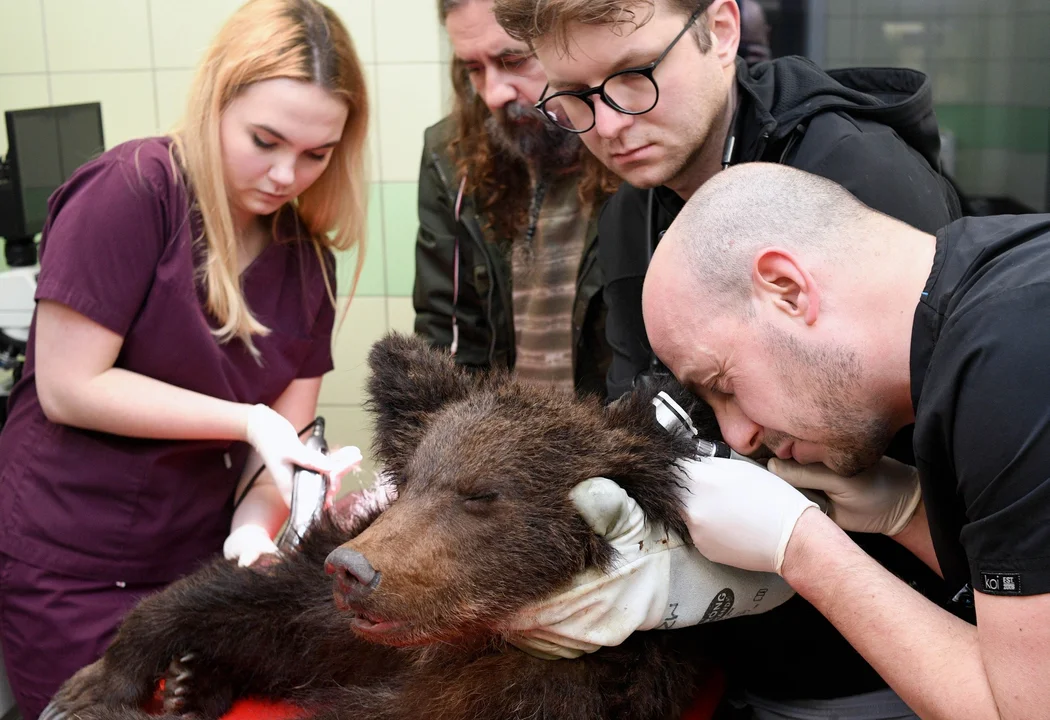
[767,456,921,536]
[677,457,818,574]
[223,524,280,567]
[323,445,364,505]
[505,477,795,660]
[244,405,332,506]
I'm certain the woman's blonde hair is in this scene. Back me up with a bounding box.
[171,0,368,354]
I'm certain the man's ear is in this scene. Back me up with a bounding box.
[365,333,485,472]
[752,248,820,325]
[709,0,741,67]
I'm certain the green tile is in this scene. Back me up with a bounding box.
[335,183,386,297]
[381,182,420,297]
[935,105,1050,154]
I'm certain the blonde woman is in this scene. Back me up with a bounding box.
[0,1,367,714]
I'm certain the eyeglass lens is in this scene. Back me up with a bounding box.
[541,72,658,132]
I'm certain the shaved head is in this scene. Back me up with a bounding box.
[641,163,926,474]
[647,162,874,317]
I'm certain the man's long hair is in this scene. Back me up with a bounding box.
[441,1,620,242]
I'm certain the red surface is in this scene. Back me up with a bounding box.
[220,698,308,720]
[212,666,724,720]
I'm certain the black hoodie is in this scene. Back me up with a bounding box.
[598,56,961,703]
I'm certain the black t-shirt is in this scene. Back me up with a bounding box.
[912,214,1050,604]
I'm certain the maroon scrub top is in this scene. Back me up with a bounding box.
[0,137,336,584]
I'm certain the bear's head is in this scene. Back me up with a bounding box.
[325,333,718,647]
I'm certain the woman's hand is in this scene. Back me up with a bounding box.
[244,404,332,506]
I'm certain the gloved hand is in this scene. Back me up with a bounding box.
[323,445,364,505]
[505,477,795,660]
[767,456,921,536]
[676,457,818,574]
[244,405,333,506]
[223,524,279,567]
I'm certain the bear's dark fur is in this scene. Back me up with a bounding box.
[44,333,723,720]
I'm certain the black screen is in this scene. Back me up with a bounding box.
[5,103,104,236]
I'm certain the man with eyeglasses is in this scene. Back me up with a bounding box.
[413,0,620,396]
[493,0,962,717]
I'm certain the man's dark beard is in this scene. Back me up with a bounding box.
[484,101,582,172]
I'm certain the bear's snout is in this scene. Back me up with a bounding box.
[325,546,380,602]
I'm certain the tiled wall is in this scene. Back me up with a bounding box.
[822,0,1050,212]
[0,0,456,485]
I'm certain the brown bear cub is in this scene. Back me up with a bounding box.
[44,333,724,720]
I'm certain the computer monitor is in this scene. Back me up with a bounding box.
[0,102,104,265]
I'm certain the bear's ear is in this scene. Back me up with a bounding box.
[365,333,485,472]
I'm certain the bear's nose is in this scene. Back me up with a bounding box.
[325,546,379,598]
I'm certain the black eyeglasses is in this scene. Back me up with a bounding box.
[534,7,703,133]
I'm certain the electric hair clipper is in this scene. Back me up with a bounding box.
[276,418,329,552]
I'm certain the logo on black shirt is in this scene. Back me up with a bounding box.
[982,572,1022,595]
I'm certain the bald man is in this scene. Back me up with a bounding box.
[508,162,1050,719]
[637,163,1050,719]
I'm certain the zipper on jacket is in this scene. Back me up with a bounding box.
[431,151,507,368]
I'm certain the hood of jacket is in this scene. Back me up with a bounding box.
[738,55,944,170]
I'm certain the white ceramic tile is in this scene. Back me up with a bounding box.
[439,25,452,63]
[827,0,855,18]
[823,57,856,70]
[0,75,51,156]
[895,44,929,73]
[375,62,444,182]
[1014,60,1050,107]
[440,61,454,115]
[154,69,194,133]
[386,296,415,335]
[326,0,376,65]
[319,296,388,406]
[931,16,982,61]
[0,0,47,73]
[825,17,854,61]
[895,0,932,17]
[43,0,151,72]
[965,148,1013,197]
[930,60,984,104]
[978,59,1049,108]
[986,16,1015,61]
[149,0,243,69]
[852,16,896,64]
[985,0,1017,13]
[374,0,442,63]
[49,71,157,149]
[364,64,380,183]
[980,59,1014,105]
[1005,152,1048,212]
[854,0,897,15]
[315,404,380,490]
[1015,13,1050,60]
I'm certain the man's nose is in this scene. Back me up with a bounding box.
[481,72,517,114]
[593,96,633,139]
[717,402,764,456]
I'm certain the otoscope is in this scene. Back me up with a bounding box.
[652,391,760,465]
[653,391,831,512]
[276,417,330,552]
